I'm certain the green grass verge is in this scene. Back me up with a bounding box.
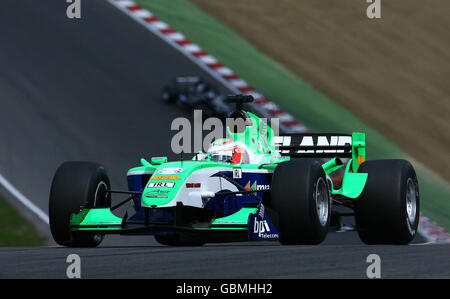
[134,0,450,231]
[0,196,45,246]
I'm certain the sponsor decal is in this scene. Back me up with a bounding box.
[274,135,352,153]
[244,181,270,191]
[186,183,201,188]
[145,195,168,198]
[253,220,278,239]
[148,182,175,188]
[151,176,181,180]
[157,167,184,175]
[259,204,265,219]
[256,185,270,191]
[248,207,280,240]
[146,189,170,195]
[257,141,263,151]
[232,168,242,179]
[144,189,170,198]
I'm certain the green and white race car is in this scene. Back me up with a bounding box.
[49,95,420,247]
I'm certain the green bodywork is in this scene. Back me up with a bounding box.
[71,208,122,230]
[71,112,368,231]
[130,112,286,208]
[322,132,368,199]
[211,208,258,227]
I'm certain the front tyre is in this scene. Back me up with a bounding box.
[271,159,330,245]
[355,160,420,245]
[49,161,111,247]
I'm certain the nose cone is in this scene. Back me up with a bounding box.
[141,162,199,207]
[142,180,178,207]
[142,182,176,206]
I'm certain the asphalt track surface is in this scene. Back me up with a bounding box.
[0,0,447,278]
[0,243,448,278]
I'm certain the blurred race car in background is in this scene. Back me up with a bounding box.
[161,76,232,118]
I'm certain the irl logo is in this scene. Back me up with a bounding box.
[366,0,381,19]
[66,0,81,19]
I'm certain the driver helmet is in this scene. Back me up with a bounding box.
[207,140,245,164]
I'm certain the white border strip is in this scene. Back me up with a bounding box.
[0,173,49,224]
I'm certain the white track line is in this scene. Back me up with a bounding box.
[0,173,49,224]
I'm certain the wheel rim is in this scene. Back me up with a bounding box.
[92,181,108,242]
[406,178,418,225]
[315,177,329,226]
[94,181,108,207]
[92,234,103,243]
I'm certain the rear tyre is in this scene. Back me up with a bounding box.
[272,159,330,245]
[161,86,176,104]
[49,161,111,247]
[355,160,420,245]
[154,233,205,247]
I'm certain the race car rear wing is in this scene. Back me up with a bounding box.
[274,132,366,172]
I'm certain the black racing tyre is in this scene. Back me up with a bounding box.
[271,159,330,245]
[355,159,420,245]
[154,233,205,247]
[161,86,176,103]
[49,161,111,247]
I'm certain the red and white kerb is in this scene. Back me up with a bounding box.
[108,0,308,134]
